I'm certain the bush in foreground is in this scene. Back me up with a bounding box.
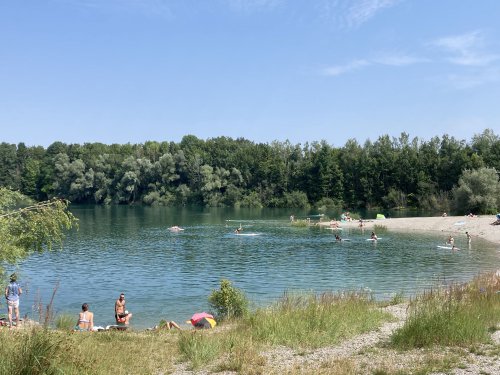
[208,279,249,320]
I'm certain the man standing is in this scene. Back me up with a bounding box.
[115,292,132,325]
[5,273,22,328]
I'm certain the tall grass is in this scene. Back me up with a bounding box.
[391,272,500,349]
[177,331,222,369]
[55,313,75,330]
[246,290,391,349]
[0,328,66,375]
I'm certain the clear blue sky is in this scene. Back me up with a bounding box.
[1,0,499,148]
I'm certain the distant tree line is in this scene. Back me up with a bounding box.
[1,129,499,213]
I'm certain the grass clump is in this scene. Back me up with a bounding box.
[246,290,391,349]
[391,272,500,349]
[291,220,308,227]
[55,313,75,330]
[177,331,221,369]
[0,328,73,375]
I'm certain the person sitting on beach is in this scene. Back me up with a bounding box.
[329,220,339,228]
[442,212,448,217]
[370,232,378,240]
[447,236,454,245]
[75,303,94,331]
[115,293,132,325]
[157,319,181,330]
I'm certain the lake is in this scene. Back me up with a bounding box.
[17,206,500,329]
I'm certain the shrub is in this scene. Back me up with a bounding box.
[208,279,249,320]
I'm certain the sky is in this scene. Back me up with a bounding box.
[1,0,500,148]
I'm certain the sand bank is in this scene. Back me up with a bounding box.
[326,215,500,244]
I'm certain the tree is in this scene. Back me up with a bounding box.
[452,167,500,214]
[0,188,78,275]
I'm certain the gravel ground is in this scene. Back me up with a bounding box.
[171,303,500,375]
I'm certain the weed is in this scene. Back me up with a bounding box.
[55,314,74,330]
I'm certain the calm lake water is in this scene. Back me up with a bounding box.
[17,206,500,329]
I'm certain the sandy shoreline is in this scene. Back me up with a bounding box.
[322,215,500,244]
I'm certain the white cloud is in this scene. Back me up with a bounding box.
[373,54,429,66]
[345,0,400,28]
[224,0,283,13]
[431,30,499,67]
[55,0,174,18]
[317,0,401,28]
[322,59,371,76]
[445,68,500,89]
[321,53,425,76]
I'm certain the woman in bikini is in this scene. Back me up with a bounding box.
[75,303,94,331]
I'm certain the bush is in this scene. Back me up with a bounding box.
[452,167,500,214]
[283,191,310,209]
[208,279,249,320]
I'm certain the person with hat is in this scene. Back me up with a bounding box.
[114,292,132,325]
[5,273,22,328]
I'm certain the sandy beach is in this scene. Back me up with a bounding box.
[325,215,500,244]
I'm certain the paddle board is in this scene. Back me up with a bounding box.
[326,227,343,230]
[437,245,459,250]
[234,233,261,236]
[366,238,381,241]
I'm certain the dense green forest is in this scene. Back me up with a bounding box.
[1,130,499,213]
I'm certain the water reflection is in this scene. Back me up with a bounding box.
[17,206,500,329]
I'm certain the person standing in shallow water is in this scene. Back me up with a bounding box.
[5,273,22,328]
[466,231,472,243]
[115,293,132,325]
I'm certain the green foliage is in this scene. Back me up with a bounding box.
[283,190,310,208]
[237,191,263,208]
[315,197,342,212]
[2,129,500,210]
[452,167,500,214]
[208,279,249,320]
[0,188,78,272]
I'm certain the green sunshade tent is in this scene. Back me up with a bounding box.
[376,214,386,220]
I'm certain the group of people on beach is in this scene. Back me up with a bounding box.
[75,292,181,332]
[3,283,179,332]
